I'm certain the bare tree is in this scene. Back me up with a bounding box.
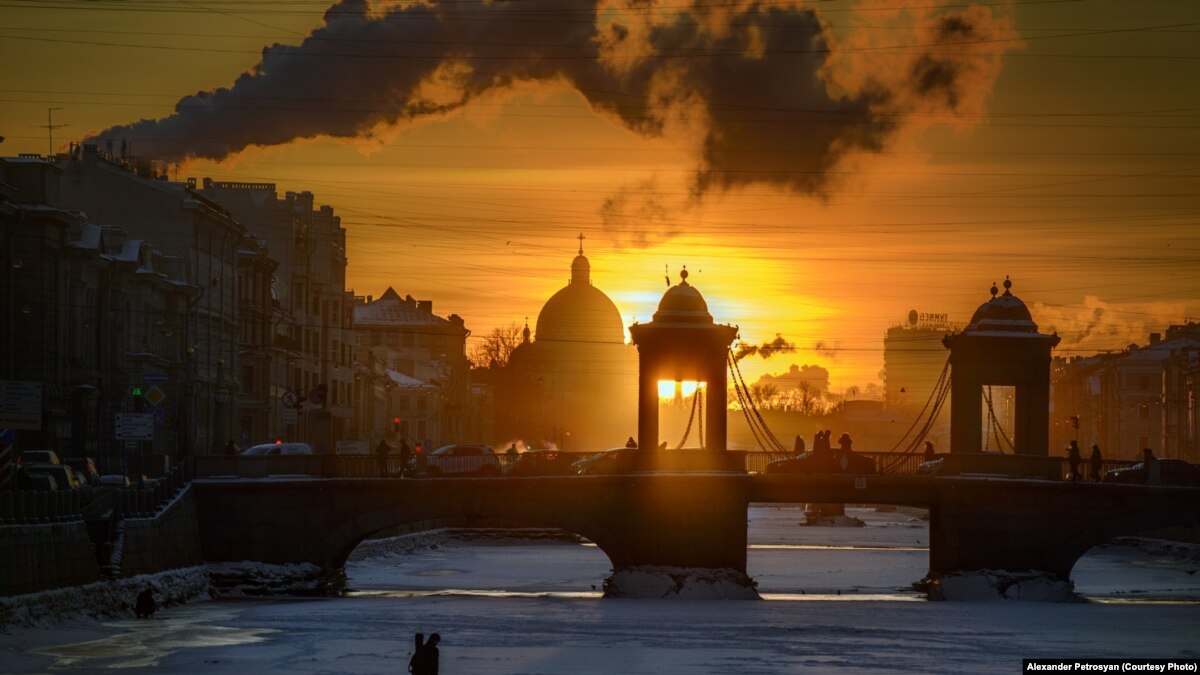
[749,383,779,410]
[796,380,821,416]
[469,323,525,369]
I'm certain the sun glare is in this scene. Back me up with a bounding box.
[657,380,706,400]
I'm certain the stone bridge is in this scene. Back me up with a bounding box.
[193,473,1200,590]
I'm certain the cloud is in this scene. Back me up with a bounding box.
[88,0,1018,206]
[753,363,830,394]
[813,340,841,361]
[734,333,796,362]
[1032,295,1189,354]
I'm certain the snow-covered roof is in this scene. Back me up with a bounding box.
[385,369,435,389]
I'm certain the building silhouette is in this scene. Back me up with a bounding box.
[498,242,637,451]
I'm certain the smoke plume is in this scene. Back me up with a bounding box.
[88,0,1016,199]
[733,334,795,361]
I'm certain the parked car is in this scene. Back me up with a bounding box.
[765,450,877,475]
[17,450,61,466]
[98,474,132,488]
[17,469,58,491]
[573,448,639,475]
[241,442,313,456]
[1104,459,1200,487]
[22,463,81,489]
[64,457,100,486]
[412,444,500,477]
[507,450,578,477]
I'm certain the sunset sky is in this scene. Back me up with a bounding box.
[2,0,1197,394]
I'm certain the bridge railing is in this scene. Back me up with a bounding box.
[190,451,1143,480]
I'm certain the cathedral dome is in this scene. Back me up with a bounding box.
[652,269,712,323]
[967,277,1037,333]
[535,254,625,345]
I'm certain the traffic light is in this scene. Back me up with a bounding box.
[392,416,401,432]
[132,386,146,412]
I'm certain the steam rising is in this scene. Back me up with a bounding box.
[89,0,1016,200]
[734,334,796,362]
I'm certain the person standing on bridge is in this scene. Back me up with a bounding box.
[375,439,391,477]
[1067,440,1082,482]
[793,435,806,455]
[1089,444,1103,482]
[626,436,637,449]
[398,439,412,477]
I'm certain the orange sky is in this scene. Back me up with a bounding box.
[2,0,1197,393]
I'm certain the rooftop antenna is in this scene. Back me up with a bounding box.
[40,107,67,157]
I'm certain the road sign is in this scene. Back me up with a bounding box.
[0,380,43,430]
[152,406,165,426]
[281,408,299,425]
[142,373,169,383]
[115,413,154,441]
[144,385,166,407]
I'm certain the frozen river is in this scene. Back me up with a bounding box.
[3,506,1198,674]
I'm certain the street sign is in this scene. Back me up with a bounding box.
[144,385,166,407]
[0,380,43,430]
[152,406,165,426]
[142,373,169,383]
[115,413,154,441]
[282,409,298,425]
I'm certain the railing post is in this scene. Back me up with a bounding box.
[13,490,26,524]
[0,490,11,525]
[34,491,48,524]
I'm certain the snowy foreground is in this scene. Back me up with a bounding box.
[2,506,1198,674]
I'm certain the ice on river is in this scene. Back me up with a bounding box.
[2,506,1197,674]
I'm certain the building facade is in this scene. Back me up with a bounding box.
[1051,323,1200,461]
[352,288,470,448]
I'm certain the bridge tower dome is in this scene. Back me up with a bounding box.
[629,269,739,451]
[942,277,1060,455]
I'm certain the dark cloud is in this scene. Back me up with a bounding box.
[88,0,1015,204]
[734,334,796,362]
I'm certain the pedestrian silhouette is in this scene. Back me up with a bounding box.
[398,439,412,477]
[1089,444,1103,482]
[1143,448,1160,485]
[837,432,853,453]
[135,587,156,619]
[375,439,391,477]
[507,443,518,456]
[409,632,440,675]
[793,435,806,455]
[923,441,935,461]
[224,439,240,456]
[409,632,424,674]
[1067,440,1081,482]
[625,436,637,448]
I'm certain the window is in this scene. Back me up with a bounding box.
[417,395,428,411]
[1138,435,1149,450]
[1139,404,1150,421]
[1139,376,1150,390]
[403,332,414,348]
[242,365,254,394]
[398,396,409,410]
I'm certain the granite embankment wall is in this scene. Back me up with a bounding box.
[1,482,203,598]
[0,492,100,596]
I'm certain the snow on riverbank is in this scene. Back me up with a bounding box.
[0,566,209,630]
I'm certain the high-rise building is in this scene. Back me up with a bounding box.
[883,309,957,411]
